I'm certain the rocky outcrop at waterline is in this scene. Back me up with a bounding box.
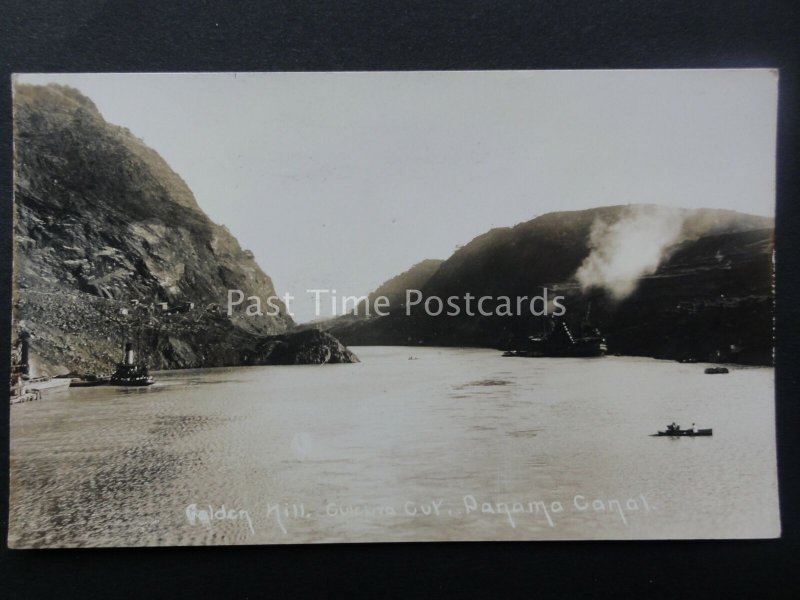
[12,83,357,374]
[244,329,359,366]
[14,290,358,374]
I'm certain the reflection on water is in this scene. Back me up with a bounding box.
[9,347,779,547]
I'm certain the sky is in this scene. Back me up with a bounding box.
[16,70,778,322]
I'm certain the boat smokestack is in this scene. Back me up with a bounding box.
[124,342,134,366]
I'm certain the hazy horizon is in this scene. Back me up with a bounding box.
[15,70,778,322]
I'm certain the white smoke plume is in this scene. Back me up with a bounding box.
[575,206,686,301]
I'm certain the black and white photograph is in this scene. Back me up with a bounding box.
[8,70,779,548]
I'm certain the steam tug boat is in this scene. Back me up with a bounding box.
[110,342,155,386]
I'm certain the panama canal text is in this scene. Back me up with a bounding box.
[185,494,653,536]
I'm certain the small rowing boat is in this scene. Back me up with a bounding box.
[653,428,712,437]
[704,367,729,375]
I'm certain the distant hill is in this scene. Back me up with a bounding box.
[310,259,444,333]
[13,84,355,373]
[327,205,774,365]
[361,259,444,313]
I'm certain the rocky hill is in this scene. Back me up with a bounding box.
[12,83,356,374]
[327,205,774,365]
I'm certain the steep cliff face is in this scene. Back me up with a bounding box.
[327,206,774,365]
[13,83,356,373]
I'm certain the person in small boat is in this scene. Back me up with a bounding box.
[668,422,679,433]
[692,423,697,434]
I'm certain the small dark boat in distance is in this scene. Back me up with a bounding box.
[653,424,713,437]
[704,367,729,375]
[110,342,155,386]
